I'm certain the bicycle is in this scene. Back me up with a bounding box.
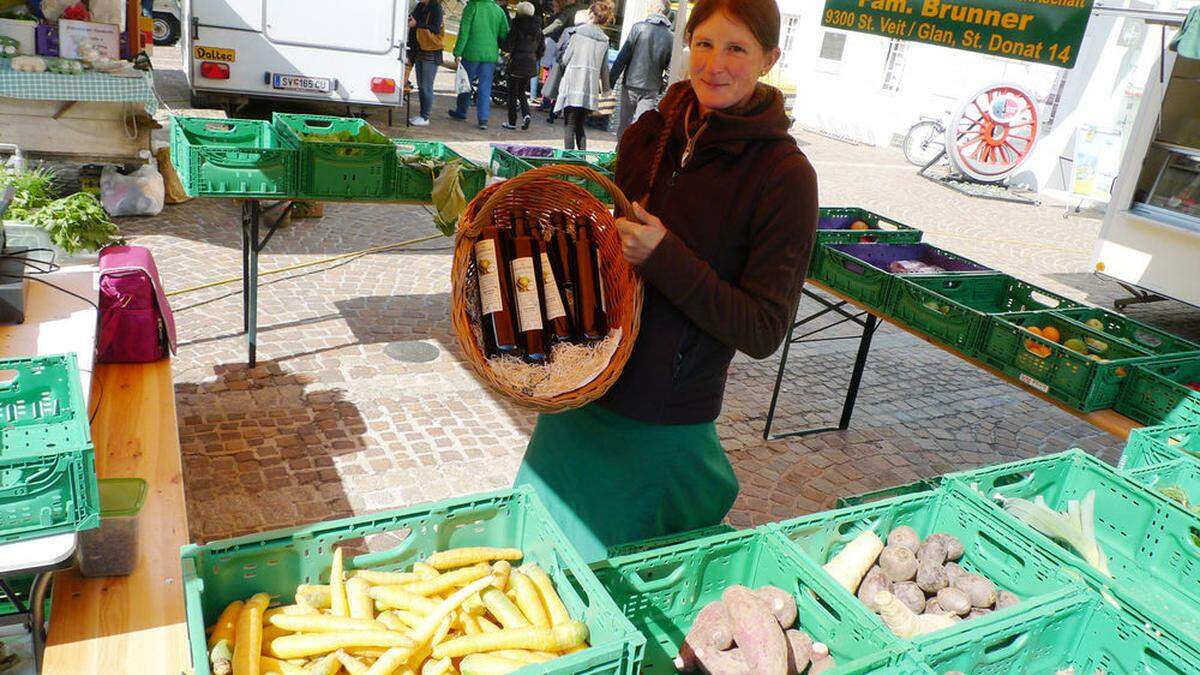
[903,112,949,167]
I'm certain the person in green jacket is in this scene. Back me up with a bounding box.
[450,0,510,129]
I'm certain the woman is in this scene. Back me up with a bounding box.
[553,1,612,149]
[514,0,818,562]
[502,2,544,130]
[409,0,444,126]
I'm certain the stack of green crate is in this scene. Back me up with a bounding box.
[170,116,297,198]
[272,113,396,201]
[812,207,924,271]
[0,353,99,544]
[182,487,645,675]
[391,139,487,202]
[1117,422,1200,470]
[487,146,615,203]
[1116,355,1200,426]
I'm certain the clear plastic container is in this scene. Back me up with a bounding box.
[76,478,148,577]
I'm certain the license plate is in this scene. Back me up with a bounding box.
[194,45,235,62]
[272,74,333,93]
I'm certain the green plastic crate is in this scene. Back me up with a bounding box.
[273,113,394,201]
[918,586,1200,675]
[1057,306,1200,360]
[773,487,1081,648]
[1115,356,1200,427]
[815,207,924,245]
[945,449,1200,643]
[488,145,551,178]
[487,146,614,203]
[169,116,297,198]
[392,139,486,202]
[1118,422,1200,471]
[181,487,644,675]
[977,310,1155,412]
[811,243,991,313]
[834,478,942,508]
[888,273,1083,355]
[0,353,99,544]
[831,647,935,674]
[1127,459,1200,517]
[590,529,896,674]
[603,523,736,559]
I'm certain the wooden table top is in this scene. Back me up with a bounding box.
[41,359,191,674]
[806,280,1142,440]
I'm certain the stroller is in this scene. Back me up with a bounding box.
[488,53,513,106]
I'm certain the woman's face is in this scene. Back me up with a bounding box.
[688,11,780,112]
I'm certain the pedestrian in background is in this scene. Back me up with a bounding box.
[541,9,587,123]
[450,0,510,129]
[503,2,545,129]
[409,0,445,126]
[610,0,673,137]
[554,1,613,150]
[543,0,586,41]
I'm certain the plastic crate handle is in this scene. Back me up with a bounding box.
[621,559,689,593]
[980,631,1030,664]
[197,121,239,135]
[0,367,19,390]
[207,151,282,168]
[840,257,867,276]
[1027,290,1062,309]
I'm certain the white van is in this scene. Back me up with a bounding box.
[182,0,409,107]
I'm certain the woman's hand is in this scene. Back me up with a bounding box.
[615,201,667,266]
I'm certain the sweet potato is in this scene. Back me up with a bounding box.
[783,630,813,675]
[924,534,963,562]
[695,647,749,675]
[916,539,948,566]
[996,590,1020,610]
[966,608,993,620]
[878,546,918,582]
[886,526,921,553]
[675,601,734,673]
[935,587,971,616]
[856,566,891,612]
[722,585,787,675]
[891,582,926,615]
[754,586,797,629]
[915,560,948,594]
[953,574,997,609]
[808,643,836,674]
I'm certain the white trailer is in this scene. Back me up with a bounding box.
[182,0,409,107]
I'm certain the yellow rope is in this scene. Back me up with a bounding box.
[165,232,445,298]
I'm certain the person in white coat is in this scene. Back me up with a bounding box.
[553,1,613,150]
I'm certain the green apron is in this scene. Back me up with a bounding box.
[514,403,739,562]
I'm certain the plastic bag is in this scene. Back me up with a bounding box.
[101,161,164,217]
[455,63,473,95]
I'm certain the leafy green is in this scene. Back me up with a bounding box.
[29,193,120,254]
[297,124,391,156]
[1157,485,1192,509]
[0,165,58,221]
[595,154,617,172]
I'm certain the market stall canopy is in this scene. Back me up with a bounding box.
[1169,6,1200,59]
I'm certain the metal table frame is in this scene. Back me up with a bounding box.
[240,199,294,367]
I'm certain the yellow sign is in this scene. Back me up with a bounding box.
[194,45,235,62]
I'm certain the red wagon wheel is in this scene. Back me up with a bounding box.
[945,83,1040,184]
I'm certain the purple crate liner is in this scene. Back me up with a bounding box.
[490,143,555,158]
[818,214,862,230]
[35,24,57,56]
[826,243,993,274]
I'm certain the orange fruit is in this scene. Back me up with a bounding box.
[849,220,870,231]
[1041,326,1061,343]
[1026,326,1043,337]
[1116,367,1128,377]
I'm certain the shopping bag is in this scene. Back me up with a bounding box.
[455,63,473,95]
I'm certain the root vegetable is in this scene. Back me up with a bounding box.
[491,560,513,592]
[509,571,551,628]
[296,585,332,609]
[459,653,528,675]
[363,646,410,675]
[808,643,836,674]
[210,640,233,675]
[925,534,963,561]
[306,653,342,675]
[405,563,492,598]
[233,606,263,675]
[935,588,971,616]
[427,548,523,570]
[368,585,439,614]
[722,585,787,675]
[943,562,968,586]
[413,563,440,580]
[891,582,926,615]
[269,632,414,660]
[432,621,588,659]
[674,600,734,672]
[422,657,454,675]
[477,615,502,633]
[876,592,956,639]
[923,599,946,615]
[966,608,993,620]
[376,612,407,632]
[856,567,892,612]
[346,578,375,620]
[331,548,349,618]
[210,601,244,649]
[259,656,306,675]
[335,651,370,675]
[351,570,420,586]
[915,560,948,594]
[823,530,884,593]
[753,586,797,629]
[783,630,813,675]
[996,590,1020,610]
[410,576,497,650]
[917,539,948,566]
[481,586,531,629]
[269,614,386,633]
[953,574,997,609]
[488,649,557,664]
[886,526,921,554]
[879,546,918,582]
[522,564,571,626]
[695,647,749,675]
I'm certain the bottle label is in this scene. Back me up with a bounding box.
[510,256,543,332]
[475,239,504,316]
[595,250,607,312]
[540,253,567,321]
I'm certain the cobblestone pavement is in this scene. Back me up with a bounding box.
[137,46,1197,543]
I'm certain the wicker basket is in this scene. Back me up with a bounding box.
[451,164,643,412]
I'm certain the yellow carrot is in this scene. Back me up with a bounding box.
[405,615,454,671]
[403,564,491,598]
[270,632,415,660]
[421,657,454,675]
[413,563,440,580]
[490,561,512,593]
[480,587,529,630]
[521,565,571,627]
[331,548,350,618]
[393,610,425,629]
[296,585,332,609]
[369,585,439,614]
[259,656,306,675]
[347,647,389,659]
[308,652,343,675]
[426,548,523,571]
[488,650,556,664]
[335,651,371,675]
[475,616,501,634]
[261,626,289,657]
[461,593,487,616]
[507,572,549,629]
[347,577,376,620]
[409,576,497,650]
[364,646,411,675]
[459,613,481,636]
[376,611,408,632]
[432,622,588,660]
[458,653,529,675]
[353,569,421,586]
[233,606,264,675]
[210,600,244,649]
[269,614,387,633]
